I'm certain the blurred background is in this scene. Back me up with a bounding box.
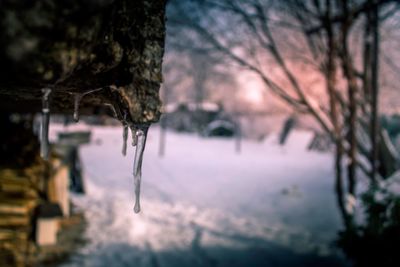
[1,0,400,267]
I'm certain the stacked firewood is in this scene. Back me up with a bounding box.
[0,156,72,267]
[0,168,41,267]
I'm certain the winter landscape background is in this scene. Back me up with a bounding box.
[54,123,349,267]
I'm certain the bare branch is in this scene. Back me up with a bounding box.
[306,0,398,34]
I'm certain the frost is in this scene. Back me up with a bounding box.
[40,88,52,160]
[133,126,149,213]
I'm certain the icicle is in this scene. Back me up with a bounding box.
[130,126,138,147]
[133,126,149,213]
[69,87,104,122]
[40,88,52,160]
[122,124,128,156]
[121,110,129,156]
[73,93,82,122]
[104,103,118,118]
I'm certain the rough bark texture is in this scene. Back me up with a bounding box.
[370,0,380,182]
[324,0,349,227]
[340,0,358,196]
[0,0,166,124]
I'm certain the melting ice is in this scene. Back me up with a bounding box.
[40,88,52,160]
[132,126,149,213]
[73,93,83,122]
[71,88,103,122]
[130,126,138,147]
[122,124,128,156]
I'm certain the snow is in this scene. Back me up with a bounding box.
[56,125,347,267]
[163,102,220,113]
[382,129,400,160]
[378,170,400,196]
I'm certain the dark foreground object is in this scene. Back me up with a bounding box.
[0,0,166,124]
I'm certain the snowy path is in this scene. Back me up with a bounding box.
[58,125,348,267]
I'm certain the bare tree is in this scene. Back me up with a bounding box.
[167,0,400,224]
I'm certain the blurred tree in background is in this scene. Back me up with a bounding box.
[166,0,400,265]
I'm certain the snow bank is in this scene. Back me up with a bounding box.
[58,125,346,267]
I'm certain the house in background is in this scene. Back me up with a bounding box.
[162,102,239,137]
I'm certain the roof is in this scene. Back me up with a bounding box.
[164,102,220,113]
[206,120,236,131]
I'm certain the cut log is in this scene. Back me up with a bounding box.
[0,230,29,241]
[48,166,70,216]
[0,204,30,216]
[0,198,38,212]
[0,216,30,227]
[0,0,166,124]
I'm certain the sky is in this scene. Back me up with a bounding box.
[163,0,400,115]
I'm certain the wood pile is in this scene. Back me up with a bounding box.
[0,169,40,267]
[0,156,74,266]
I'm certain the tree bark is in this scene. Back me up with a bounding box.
[0,0,166,124]
[325,0,349,226]
[339,0,358,196]
[370,0,380,182]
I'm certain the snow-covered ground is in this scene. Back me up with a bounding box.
[56,124,349,267]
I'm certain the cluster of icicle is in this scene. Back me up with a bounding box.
[39,87,149,213]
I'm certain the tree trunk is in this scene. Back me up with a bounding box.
[0,0,166,124]
[347,82,358,195]
[370,0,380,182]
[339,0,358,195]
[325,0,350,226]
